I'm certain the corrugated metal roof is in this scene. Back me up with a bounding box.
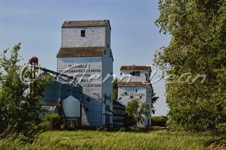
[62,20,109,28]
[56,47,105,58]
[118,82,150,87]
[120,66,151,71]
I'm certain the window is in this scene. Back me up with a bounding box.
[130,71,135,76]
[145,74,149,81]
[106,105,110,111]
[130,71,140,76]
[135,71,140,76]
[81,30,85,37]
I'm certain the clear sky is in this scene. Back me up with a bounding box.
[0,0,171,116]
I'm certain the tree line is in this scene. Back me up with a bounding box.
[155,0,226,132]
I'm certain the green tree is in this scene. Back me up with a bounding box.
[0,43,51,138]
[112,78,118,100]
[43,113,62,130]
[125,99,139,126]
[125,99,153,126]
[155,0,226,132]
[150,88,159,114]
[151,116,168,127]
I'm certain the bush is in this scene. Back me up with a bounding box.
[151,116,168,127]
[124,113,137,127]
[43,113,62,130]
[216,123,226,133]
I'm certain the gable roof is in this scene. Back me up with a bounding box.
[120,66,151,71]
[56,47,105,58]
[62,20,110,28]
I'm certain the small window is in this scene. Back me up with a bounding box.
[81,30,85,37]
[106,105,110,111]
[135,71,140,76]
[145,74,149,81]
[130,71,135,76]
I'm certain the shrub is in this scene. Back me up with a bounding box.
[43,113,62,130]
[124,113,137,127]
[151,116,168,127]
[216,123,226,133]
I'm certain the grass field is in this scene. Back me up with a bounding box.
[0,130,225,150]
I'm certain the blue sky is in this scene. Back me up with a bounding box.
[0,0,170,116]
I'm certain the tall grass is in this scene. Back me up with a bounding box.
[0,130,225,150]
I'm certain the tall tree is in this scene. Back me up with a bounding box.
[0,43,51,138]
[125,99,140,126]
[112,78,118,100]
[150,87,159,114]
[125,96,158,126]
[155,0,226,131]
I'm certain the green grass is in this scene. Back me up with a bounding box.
[0,130,225,150]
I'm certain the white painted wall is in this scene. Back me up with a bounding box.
[57,57,103,126]
[62,27,106,47]
[102,48,113,125]
[120,70,150,82]
[118,85,152,127]
[118,86,147,105]
[105,23,111,49]
[57,20,113,126]
[57,57,103,97]
[57,56,113,126]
